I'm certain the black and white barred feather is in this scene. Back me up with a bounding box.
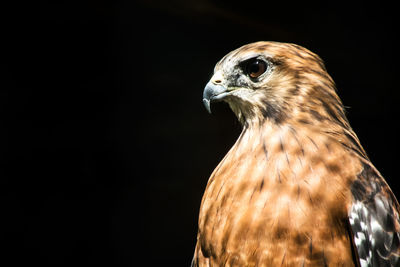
[349,163,400,266]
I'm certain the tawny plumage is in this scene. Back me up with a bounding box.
[192,41,400,266]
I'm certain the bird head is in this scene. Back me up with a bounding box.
[203,41,344,128]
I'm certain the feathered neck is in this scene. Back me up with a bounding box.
[235,105,368,163]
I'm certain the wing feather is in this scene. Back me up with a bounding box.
[348,163,400,266]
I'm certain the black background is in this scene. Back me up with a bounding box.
[1,1,399,265]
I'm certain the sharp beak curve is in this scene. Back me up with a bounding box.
[202,81,229,114]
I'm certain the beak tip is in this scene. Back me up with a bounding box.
[203,98,212,114]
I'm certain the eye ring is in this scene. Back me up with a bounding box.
[243,58,268,80]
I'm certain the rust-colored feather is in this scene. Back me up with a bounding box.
[193,42,400,266]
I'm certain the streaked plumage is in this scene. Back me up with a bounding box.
[193,41,400,266]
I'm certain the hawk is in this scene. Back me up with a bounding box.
[192,41,400,266]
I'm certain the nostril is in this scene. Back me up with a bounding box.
[214,80,222,84]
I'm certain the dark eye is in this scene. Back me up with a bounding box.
[244,59,267,79]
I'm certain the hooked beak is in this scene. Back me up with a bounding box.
[202,81,229,113]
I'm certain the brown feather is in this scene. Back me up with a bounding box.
[193,41,400,266]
